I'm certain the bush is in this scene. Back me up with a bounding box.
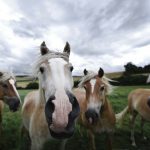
[16,86,24,90]
[111,75,148,86]
[74,80,80,88]
[26,82,39,89]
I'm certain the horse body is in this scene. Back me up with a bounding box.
[22,42,80,150]
[128,89,150,121]
[116,88,150,146]
[74,68,115,150]
[22,91,51,150]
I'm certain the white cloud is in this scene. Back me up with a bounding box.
[0,0,150,75]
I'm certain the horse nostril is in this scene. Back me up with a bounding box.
[85,109,99,124]
[15,100,20,107]
[45,95,55,126]
[95,112,99,118]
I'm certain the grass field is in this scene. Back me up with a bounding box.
[0,86,150,150]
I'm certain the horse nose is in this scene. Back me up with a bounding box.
[50,126,75,139]
[14,99,20,108]
[9,98,20,112]
[45,95,55,126]
[66,91,80,119]
[85,109,99,124]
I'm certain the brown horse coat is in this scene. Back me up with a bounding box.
[74,68,115,150]
[74,89,115,133]
[116,88,150,146]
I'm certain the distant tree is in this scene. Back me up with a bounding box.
[137,66,143,73]
[124,62,150,75]
[26,82,39,89]
[144,64,150,73]
[124,62,138,75]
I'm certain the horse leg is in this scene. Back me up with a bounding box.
[0,101,4,134]
[0,112,2,135]
[60,139,67,150]
[20,125,31,150]
[140,117,147,140]
[106,133,113,150]
[88,130,96,150]
[31,137,45,150]
[130,111,137,147]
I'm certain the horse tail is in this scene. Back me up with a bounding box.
[115,106,129,123]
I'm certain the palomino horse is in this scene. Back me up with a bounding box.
[22,41,80,150]
[116,88,150,146]
[74,68,115,150]
[0,71,21,133]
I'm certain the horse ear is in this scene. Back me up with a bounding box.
[40,41,49,55]
[63,42,70,55]
[98,68,104,78]
[84,69,88,75]
[0,72,3,77]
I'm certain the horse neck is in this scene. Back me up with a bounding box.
[101,96,109,114]
[37,81,46,106]
[101,95,115,121]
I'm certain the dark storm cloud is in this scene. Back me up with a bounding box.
[0,0,150,74]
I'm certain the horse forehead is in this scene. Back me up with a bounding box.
[48,58,68,79]
[88,77,102,87]
[90,79,96,92]
[49,58,67,67]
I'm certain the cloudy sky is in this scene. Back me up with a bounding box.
[0,0,150,75]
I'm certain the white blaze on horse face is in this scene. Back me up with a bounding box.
[49,58,73,91]
[9,79,21,103]
[87,79,102,113]
[87,100,102,114]
[43,58,73,130]
[51,89,72,132]
[90,79,96,93]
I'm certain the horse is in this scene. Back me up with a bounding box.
[74,68,116,150]
[116,88,150,146]
[21,41,80,150]
[0,70,21,133]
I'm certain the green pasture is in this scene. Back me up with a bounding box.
[0,86,150,150]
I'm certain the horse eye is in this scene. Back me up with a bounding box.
[2,83,8,88]
[84,85,86,89]
[100,86,105,91]
[70,66,74,72]
[39,67,44,73]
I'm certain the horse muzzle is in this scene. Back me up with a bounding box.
[45,92,80,139]
[49,125,74,139]
[4,96,20,112]
[85,109,99,125]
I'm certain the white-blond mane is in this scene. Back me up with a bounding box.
[78,71,113,94]
[33,51,69,76]
[0,70,15,82]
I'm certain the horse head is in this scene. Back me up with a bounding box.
[79,68,111,125]
[0,72,20,112]
[34,41,80,139]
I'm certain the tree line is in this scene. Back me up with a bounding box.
[124,62,150,75]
